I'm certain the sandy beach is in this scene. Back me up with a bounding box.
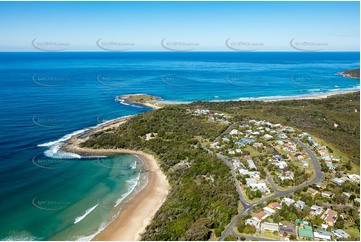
[59,89,358,241]
[61,120,170,241]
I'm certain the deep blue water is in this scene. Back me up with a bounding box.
[0,52,359,240]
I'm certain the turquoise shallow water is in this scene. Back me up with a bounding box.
[0,52,359,240]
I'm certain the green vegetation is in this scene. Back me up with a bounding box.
[83,107,238,240]
[188,92,360,166]
[82,92,359,240]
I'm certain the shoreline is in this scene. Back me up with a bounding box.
[57,88,358,241]
[61,127,170,240]
[116,89,360,108]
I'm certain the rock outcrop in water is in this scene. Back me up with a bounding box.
[339,68,360,79]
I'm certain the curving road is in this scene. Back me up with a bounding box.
[215,133,325,240]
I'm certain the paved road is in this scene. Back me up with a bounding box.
[265,169,280,193]
[214,122,237,143]
[216,133,325,240]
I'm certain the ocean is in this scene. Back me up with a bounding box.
[0,52,359,240]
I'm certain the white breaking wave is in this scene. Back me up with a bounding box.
[74,204,98,224]
[2,235,40,241]
[130,160,137,170]
[37,115,135,159]
[75,222,108,241]
[114,173,140,207]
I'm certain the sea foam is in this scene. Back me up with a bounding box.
[74,204,98,224]
[37,115,135,159]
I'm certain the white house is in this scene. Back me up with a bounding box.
[247,159,257,170]
[310,205,324,216]
[263,134,273,140]
[333,229,350,239]
[229,129,240,135]
[281,197,295,206]
[294,200,306,210]
[260,222,279,232]
[245,218,260,230]
[314,230,332,240]
[263,207,276,215]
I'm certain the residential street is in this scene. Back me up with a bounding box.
[208,126,326,241]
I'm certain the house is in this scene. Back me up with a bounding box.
[283,127,295,133]
[239,124,249,129]
[325,162,336,170]
[316,183,326,190]
[347,174,360,183]
[275,160,288,170]
[294,153,304,160]
[314,230,333,241]
[281,197,295,206]
[222,137,230,142]
[240,138,255,144]
[277,132,288,139]
[299,132,311,138]
[310,205,324,216]
[268,202,282,210]
[321,209,337,227]
[261,222,279,232]
[333,229,350,239]
[228,150,235,155]
[245,218,260,230]
[294,200,306,210]
[301,160,309,168]
[321,191,334,198]
[263,207,276,215]
[235,141,246,147]
[340,213,348,221]
[229,129,240,135]
[275,140,284,146]
[307,187,319,196]
[342,192,352,198]
[239,169,260,178]
[247,159,257,170]
[248,181,268,191]
[263,134,273,140]
[253,211,269,222]
[279,223,296,236]
[253,142,263,149]
[233,160,242,169]
[272,124,282,128]
[331,178,346,186]
[296,220,314,239]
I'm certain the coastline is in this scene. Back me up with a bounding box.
[61,124,170,241]
[58,88,358,241]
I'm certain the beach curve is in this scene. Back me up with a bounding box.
[61,120,170,241]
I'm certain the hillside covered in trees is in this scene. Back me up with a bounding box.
[82,92,359,240]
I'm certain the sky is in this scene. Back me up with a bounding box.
[0,1,359,52]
